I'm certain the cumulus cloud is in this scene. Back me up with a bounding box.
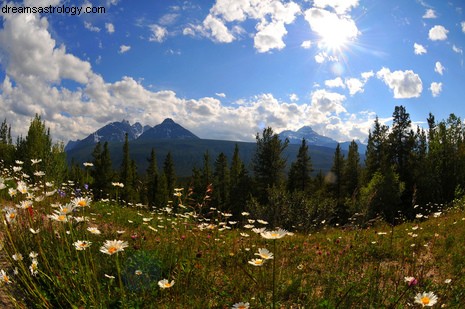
[0,7,375,144]
[289,93,299,101]
[345,78,364,95]
[215,92,226,98]
[376,68,423,99]
[119,45,131,54]
[462,21,465,34]
[434,61,444,75]
[324,72,372,95]
[430,82,442,97]
[105,23,115,34]
[149,24,168,42]
[201,0,300,52]
[428,25,448,41]
[414,43,427,55]
[313,0,359,15]
[422,9,436,19]
[325,77,345,88]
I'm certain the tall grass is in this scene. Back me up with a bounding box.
[0,162,464,308]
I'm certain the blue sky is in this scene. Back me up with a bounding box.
[0,0,464,143]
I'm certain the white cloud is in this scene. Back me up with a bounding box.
[159,13,179,26]
[289,93,299,101]
[361,71,374,81]
[462,21,465,34]
[215,92,226,98]
[325,77,345,88]
[452,44,463,54]
[376,68,423,99]
[314,52,338,63]
[0,7,374,145]
[430,82,442,97]
[434,61,445,75]
[254,21,287,53]
[422,9,437,19]
[345,78,364,95]
[105,23,115,34]
[24,0,61,6]
[313,0,359,15]
[201,0,300,52]
[414,43,427,55]
[84,22,100,32]
[149,24,168,42]
[119,45,131,54]
[301,40,312,49]
[202,14,235,43]
[428,25,448,41]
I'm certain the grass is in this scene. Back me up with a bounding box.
[0,170,464,307]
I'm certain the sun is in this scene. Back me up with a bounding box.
[319,23,351,52]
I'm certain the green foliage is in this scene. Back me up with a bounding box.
[91,142,114,199]
[287,139,313,193]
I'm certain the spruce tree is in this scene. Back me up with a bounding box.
[163,152,176,197]
[213,152,230,210]
[91,142,113,199]
[287,138,312,193]
[344,140,360,198]
[146,148,159,207]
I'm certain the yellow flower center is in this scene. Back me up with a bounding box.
[80,243,87,247]
[421,296,430,305]
[108,247,117,254]
[78,201,86,207]
[3,275,9,282]
[164,283,171,287]
[271,233,279,237]
[9,214,15,219]
[58,215,66,221]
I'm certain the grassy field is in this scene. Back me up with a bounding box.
[0,170,464,308]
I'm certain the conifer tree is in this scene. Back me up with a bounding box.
[146,148,159,207]
[252,127,288,204]
[213,152,230,210]
[119,133,136,204]
[344,140,360,198]
[0,119,15,165]
[287,138,312,193]
[91,142,113,199]
[364,116,389,181]
[163,152,176,197]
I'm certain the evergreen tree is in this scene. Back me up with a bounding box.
[229,144,251,216]
[364,116,389,181]
[252,127,289,204]
[91,142,113,199]
[344,140,360,198]
[213,152,230,210]
[163,152,176,197]
[287,138,312,193]
[146,148,159,207]
[330,144,345,201]
[0,119,15,165]
[202,151,212,189]
[119,133,136,204]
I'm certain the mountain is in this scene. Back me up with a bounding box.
[64,120,151,151]
[279,126,338,148]
[137,118,199,141]
[279,126,367,153]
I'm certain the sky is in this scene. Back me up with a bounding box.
[0,0,464,144]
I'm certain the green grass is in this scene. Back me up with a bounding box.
[1,174,464,308]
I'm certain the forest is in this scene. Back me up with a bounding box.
[1,105,464,230]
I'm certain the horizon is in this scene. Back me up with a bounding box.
[1,0,464,144]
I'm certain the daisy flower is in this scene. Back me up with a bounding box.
[48,213,68,223]
[12,253,23,261]
[99,240,129,255]
[255,248,274,260]
[0,269,12,284]
[158,279,175,289]
[414,292,438,307]
[72,197,91,208]
[232,302,250,309]
[87,227,101,235]
[73,240,92,251]
[248,258,265,266]
[29,259,39,276]
[260,228,288,240]
[5,208,17,223]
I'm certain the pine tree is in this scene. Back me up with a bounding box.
[202,151,212,189]
[364,116,389,181]
[344,140,360,198]
[252,127,289,204]
[119,133,135,204]
[91,142,114,199]
[229,144,251,216]
[213,152,230,210]
[287,138,313,193]
[0,119,15,165]
[146,148,159,207]
[163,152,176,197]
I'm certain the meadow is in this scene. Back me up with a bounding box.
[0,162,464,308]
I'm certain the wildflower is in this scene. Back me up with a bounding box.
[29,259,39,276]
[142,217,153,222]
[255,248,274,260]
[252,227,266,234]
[74,216,89,223]
[74,240,92,251]
[240,233,250,238]
[87,227,101,235]
[72,197,91,208]
[112,182,124,188]
[117,230,125,234]
[5,208,17,223]
[29,251,38,259]
[8,188,17,197]
[13,166,22,172]
[232,302,250,309]
[244,224,254,229]
[414,292,438,307]
[248,258,265,266]
[104,274,115,279]
[100,240,129,255]
[16,181,28,194]
[31,159,42,165]
[241,212,250,216]
[260,228,288,240]
[59,203,75,215]
[29,228,40,234]
[33,171,45,177]
[0,270,12,284]
[83,162,93,167]
[48,213,68,223]
[404,276,418,286]
[135,270,142,276]
[257,219,268,225]
[444,279,452,284]
[12,253,23,261]
[16,200,33,210]
[158,279,175,289]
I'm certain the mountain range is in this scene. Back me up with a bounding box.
[65,119,366,177]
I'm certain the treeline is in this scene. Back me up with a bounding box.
[2,106,465,230]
